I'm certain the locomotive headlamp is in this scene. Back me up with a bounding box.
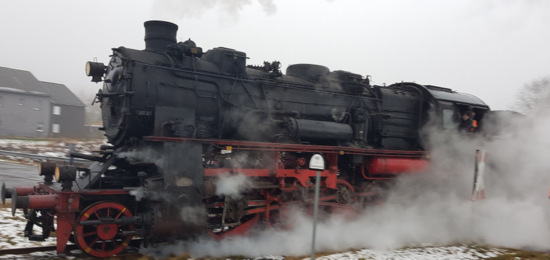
[54,166,77,182]
[55,165,77,191]
[38,162,56,185]
[85,61,106,83]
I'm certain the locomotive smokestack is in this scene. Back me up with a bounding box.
[144,20,178,52]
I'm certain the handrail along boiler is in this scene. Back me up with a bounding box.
[1,20,489,257]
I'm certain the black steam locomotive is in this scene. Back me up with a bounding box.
[2,20,489,257]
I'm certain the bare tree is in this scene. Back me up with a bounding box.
[513,77,550,115]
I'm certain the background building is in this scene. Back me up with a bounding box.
[41,81,87,138]
[0,66,86,138]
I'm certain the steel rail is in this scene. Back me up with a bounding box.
[0,245,75,256]
[0,239,143,257]
[0,149,90,165]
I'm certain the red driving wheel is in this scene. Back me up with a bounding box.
[74,201,134,258]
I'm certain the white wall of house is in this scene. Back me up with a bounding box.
[0,91,51,137]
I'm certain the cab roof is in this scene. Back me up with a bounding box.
[423,85,489,108]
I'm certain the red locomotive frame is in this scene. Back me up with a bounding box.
[3,137,428,257]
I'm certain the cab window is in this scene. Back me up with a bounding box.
[442,109,456,130]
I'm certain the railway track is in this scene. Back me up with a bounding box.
[0,244,144,259]
[0,245,75,256]
[0,149,91,165]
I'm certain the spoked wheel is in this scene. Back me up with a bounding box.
[335,180,355,204]
[74,201,135,258]
[358,181,390,207]
[208,213,260,240]
[324,180,358,219]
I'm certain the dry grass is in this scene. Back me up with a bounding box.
[487,248,550,260]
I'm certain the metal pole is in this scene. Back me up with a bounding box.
[68,143,76,165]
[310,170,321,260]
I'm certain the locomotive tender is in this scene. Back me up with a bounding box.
[1,20,489,257]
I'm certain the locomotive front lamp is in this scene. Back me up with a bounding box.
[38,162,56,185]
[85,61,106,82]
[55,165,77,182]
[55,166,77,191]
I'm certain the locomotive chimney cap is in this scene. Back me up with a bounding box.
[144,20,179,52]
[144,20,178,30]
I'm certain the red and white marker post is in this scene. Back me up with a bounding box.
[471,149,487,201]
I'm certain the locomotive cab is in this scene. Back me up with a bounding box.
[422,85,490,133]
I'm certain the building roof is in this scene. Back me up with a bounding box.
[0,65,86,107]
[40,81,86,107]
[0,66,49,95]
[0,86,50,96]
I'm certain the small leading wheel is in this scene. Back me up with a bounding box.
[74,201,135,258]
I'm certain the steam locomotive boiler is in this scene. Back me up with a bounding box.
[1,20,490,257]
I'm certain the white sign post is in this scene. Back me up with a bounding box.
[309,154,325,260]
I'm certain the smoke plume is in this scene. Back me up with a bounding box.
[144,106,550,258]
[150,0,276,23]
[215,172,253,198]
[117,147,165,169]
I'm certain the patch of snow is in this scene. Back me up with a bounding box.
[317,245,510,260]
[0,207,55,250]
[0,138,107,163]
[0,140,49,146]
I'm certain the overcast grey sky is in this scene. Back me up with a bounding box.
[0,0,548,110]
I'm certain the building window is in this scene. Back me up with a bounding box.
[53,106,61,115]
[52,124,60,133]
[36,123,44,132]
[34,100,42,111]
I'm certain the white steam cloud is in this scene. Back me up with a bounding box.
[143,106,550,258]
[179,205,208,227]
[117,147,165,169]
[215,172,253,198]
[151,0,276,23]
